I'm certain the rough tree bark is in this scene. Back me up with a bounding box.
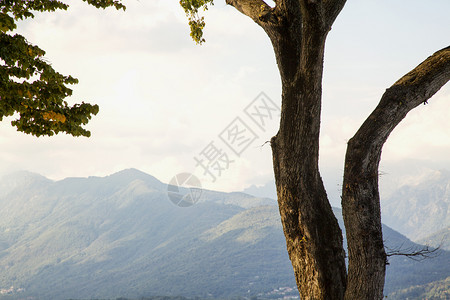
[225,0,450,299]
[342,46,450,299]
[226,1,347,298]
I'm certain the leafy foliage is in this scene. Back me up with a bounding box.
[179,0,214,44]
[0,0,125,137]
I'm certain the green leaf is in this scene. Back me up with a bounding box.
[0,0,125,137]
[179,0,214,44]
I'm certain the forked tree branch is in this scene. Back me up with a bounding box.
[299,0,326,31]
[297,0,347,32]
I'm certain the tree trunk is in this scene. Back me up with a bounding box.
[341,137,386,300]
[225,1,348,298]
[270,82,347,300]
[342,46,450,299]
[224,1,449,299]
[267,3,347,299]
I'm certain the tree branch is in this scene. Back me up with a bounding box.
[299,0,325,31]
[342,46,450,299]
[347,46,450,174]
[394,46,450,97]
[226,0,279,26]
[297,0,347,32]
[386,244,441,262]
[323,0,347,29]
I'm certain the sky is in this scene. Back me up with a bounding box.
[0,0,449,206]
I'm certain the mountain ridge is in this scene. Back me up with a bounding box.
[381,169,450,241]
[0,169,448,299]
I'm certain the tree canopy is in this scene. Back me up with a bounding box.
[0,0,125,137]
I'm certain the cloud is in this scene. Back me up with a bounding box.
[1,0,449,194]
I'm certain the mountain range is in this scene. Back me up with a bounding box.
[243,169,450,250]
[0,169,448,299]
[381,169,450,246]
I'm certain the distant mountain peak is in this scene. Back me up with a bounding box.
[0,170,52,196]
[110,168,148,177]
[2,170,50,181]
[105,168,165,191]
